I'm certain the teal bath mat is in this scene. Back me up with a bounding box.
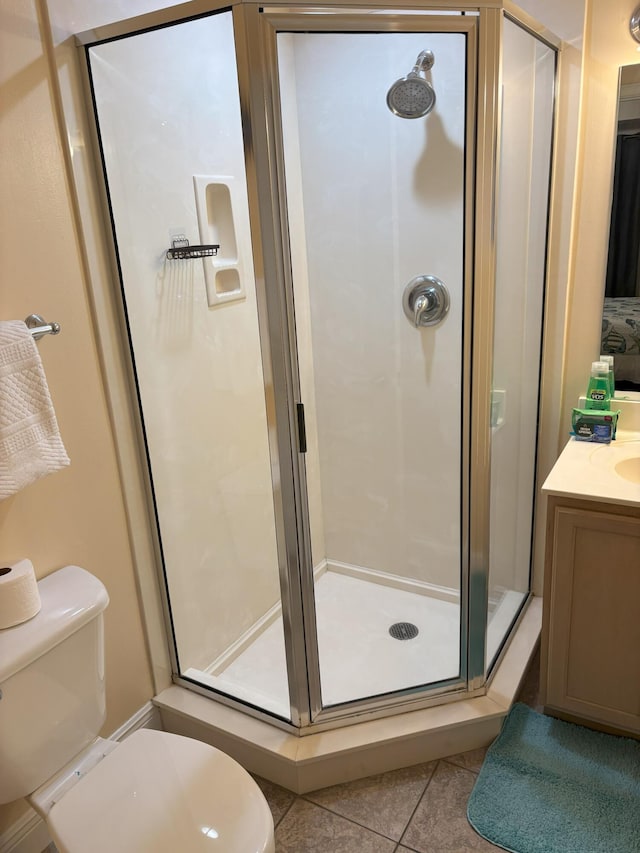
[467,703,640,853]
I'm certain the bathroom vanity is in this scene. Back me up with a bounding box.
[541,407,640,738]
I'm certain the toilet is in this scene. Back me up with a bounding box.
[0,565,275,852]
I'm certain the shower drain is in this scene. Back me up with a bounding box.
[389,622,419,641]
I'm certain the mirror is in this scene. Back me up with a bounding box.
[602,65,640,393]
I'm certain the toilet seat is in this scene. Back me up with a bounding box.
[46,729,275,853]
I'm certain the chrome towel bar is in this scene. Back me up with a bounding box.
[25,314,61,341]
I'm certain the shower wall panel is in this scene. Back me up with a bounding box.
[284,33,466,590]
[89,15,280,671]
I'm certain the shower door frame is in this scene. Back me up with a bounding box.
[239,3,492,728]
[73,0,554,734]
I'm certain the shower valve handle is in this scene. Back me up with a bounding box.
[413,293,433,326]
[403,275,450,328]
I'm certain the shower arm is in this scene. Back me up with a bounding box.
[410,50,435,78]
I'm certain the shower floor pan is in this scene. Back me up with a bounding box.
[185,568,524,718]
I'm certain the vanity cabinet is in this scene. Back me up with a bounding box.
[541,496,640,737]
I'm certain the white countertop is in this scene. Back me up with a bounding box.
[542,430,640,508]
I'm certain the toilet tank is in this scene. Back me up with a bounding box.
[0,565,109,803]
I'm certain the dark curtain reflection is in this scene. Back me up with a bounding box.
[605,133,640,298]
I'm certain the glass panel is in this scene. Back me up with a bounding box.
[88,13,290,719]
[487,18,555,668]
[278,31,467,707]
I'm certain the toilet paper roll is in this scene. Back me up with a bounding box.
[0,559,41,629]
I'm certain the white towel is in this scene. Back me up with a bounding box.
[0,321,70,499]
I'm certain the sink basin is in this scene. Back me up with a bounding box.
[542,432,640,506]
[589,439,640,485]
[615,457,640,484]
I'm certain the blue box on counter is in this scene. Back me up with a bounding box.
[571,408,621,443]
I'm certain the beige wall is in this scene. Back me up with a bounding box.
[0,0,155,833]
[561,0,640,427]
[518,0,640,444]
[522,0,640,593]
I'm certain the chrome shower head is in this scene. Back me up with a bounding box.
[386,50,436,119]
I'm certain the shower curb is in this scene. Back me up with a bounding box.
[154,598,541,793]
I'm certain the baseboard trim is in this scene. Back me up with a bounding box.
[0,701,160,853]
[0,812,50,853]
[207,600,282,677]
[203,562,329,677]
[108,700,163,740]
[327,559,460,603]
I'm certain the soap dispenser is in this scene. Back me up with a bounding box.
[585,361,611,410]
[599,354,615,400]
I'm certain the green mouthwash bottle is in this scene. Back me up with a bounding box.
[585,361,610,410]
[599,354,615,400]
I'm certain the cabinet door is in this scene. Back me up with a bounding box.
[546,507,640,734]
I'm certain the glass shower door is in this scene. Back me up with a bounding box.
[276,27,471,708]
[82,2,554,728]
[486,18,556,668]
[86,10,291,720]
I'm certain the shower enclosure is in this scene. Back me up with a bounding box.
[80,1,556,730]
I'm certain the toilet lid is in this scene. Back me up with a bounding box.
[47,729,274,853]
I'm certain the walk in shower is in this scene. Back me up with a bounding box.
[81,1,556,730]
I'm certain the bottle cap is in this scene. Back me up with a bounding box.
[591,361,608,375]
[599,354,614,367]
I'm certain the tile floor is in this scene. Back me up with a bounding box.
[255,649,542,853]
[42,651,541,853]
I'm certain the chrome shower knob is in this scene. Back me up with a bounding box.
[402,275,450,327]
